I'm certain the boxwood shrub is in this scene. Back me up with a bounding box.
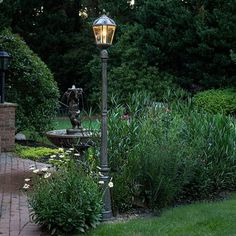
[193,89,236,115]
[0,29,59,134]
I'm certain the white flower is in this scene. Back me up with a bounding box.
[33,169,40,174]
[69,148,74,151]
[58,148,64,152]
[98,180,104,184]
[97,166,101,170]
[24,178,31,182]
[74,153,80,157]
[108,182,114,188]
[98,172,104,177]
[44,172,51,179]
[41,167,48,172]
[23,183,30,189]
[65,150,72,154]
[59,154,64,158]
[50,154,56,158]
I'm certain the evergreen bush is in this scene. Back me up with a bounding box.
[0,29,59,134]
[193,89,236,115]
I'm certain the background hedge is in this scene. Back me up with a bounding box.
[193,89,236,115]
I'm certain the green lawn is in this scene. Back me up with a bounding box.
[53,117,100,130]
[88,194,236,236]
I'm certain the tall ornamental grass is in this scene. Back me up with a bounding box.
[108,96,236,212]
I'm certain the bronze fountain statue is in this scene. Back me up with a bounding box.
[46,85,97,151]
[61,85,83,132]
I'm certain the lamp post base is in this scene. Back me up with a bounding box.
[101,210,113,221]
[100,167,113,221]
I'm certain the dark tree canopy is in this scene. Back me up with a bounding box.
[0,0,95,96]
[0,0,235,106]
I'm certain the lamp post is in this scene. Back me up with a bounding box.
[92,15,116,221]
[0,51,11,103]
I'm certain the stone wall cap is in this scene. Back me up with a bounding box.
[0,102,17,107]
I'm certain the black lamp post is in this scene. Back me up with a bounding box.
[0,51,11,103]
[92,15,116,221]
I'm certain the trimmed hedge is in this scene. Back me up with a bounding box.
[0,29,59,134]
[193,89,236,115]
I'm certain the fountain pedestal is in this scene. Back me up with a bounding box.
[46,129,98,154]
[46,86,98,154]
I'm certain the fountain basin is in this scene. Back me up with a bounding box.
[46,129,98,148]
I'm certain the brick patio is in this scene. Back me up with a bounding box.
[0,153,50,236]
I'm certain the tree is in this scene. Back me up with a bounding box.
[135,0,236,89]
[1,0,235,107]
[0,0,96,97]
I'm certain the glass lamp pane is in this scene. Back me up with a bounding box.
[3,58,10,70]
[0,52,11,71]
[107,26,116,45]
[0,58,9,71]
[102,26,108,44]
[0,59,4,71]
[93,26,102,45]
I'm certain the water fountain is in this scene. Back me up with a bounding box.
[46,85,98,151]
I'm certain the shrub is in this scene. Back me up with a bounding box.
[0,29,59,134]
[107,93,158,211]
[28,165,102,235]
[193,89,236,115]
[108,65,181,104]
[179,111,236,199]
[87,51,186,107]
[107,95,236,212]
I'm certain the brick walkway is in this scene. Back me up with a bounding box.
[0,153,50,236]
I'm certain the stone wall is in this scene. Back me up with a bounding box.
[0,103,17,152]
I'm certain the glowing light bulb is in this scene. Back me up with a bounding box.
[102,28,107,44]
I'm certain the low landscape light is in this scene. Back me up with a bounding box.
[0,51,11,103]
[0,51,11,71]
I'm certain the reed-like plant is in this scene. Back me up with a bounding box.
[107,94,236,211]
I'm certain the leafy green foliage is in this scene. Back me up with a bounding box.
[87,0,236,103]
[28,165,102,235]
[1,0,235,107]
[0,29,59,134]
[193,89,236,115]
[15,144,58,161]
[134,0,236,89]
[107,94,236,211]
[87,23,184,106]
[0,0,95,96]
